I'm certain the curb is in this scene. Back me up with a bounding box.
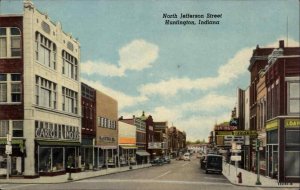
[0,165,152,184]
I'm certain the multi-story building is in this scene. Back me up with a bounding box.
[139,112,155,158]
[95,90,118,168]
[248,44,273,172]
[81,83,96,170]
[119,116,150,164]
[118,121,137,166]
[1,1,81,177]
[153,121,168,157]
[263,41,300,183]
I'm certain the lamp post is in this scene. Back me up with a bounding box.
[255,139,261,185]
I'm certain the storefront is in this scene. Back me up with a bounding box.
[35,121,81,176]
[95,146,117,168]
[81,138,94,170]
[119,145,137,166]
[136,150,150,164]
[0,139,25,176]
[266,119,279,179]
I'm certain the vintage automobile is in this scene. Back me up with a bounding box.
[200,154,223,174]
[150,157,164,166]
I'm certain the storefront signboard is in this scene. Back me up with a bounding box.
[35,124,80,141]
[266,119,279,131]
[285,119,300,128]
[215,130,257,136]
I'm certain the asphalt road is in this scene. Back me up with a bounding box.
[0,156,296,190]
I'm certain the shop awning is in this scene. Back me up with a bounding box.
[36,140,80,146]
[0,139,24,145]
[120,145,137,149]
[95,146,117,149]
[136,150,150,156]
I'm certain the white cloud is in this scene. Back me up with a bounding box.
[139,47,252,97]
[81,78,148,110]
[81,39,159,77]
[139,37,299,98]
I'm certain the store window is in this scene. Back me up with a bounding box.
[38,147,51,172]
[0,27,21,58]
[38,147,64,173]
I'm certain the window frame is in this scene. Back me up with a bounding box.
[0,27,21,58]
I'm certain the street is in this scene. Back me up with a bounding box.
[0,155,297,190]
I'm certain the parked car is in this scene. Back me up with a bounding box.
[161,156,171,164]
[201,154,222,174]
[183,153,190,161]
[150,157,164,166]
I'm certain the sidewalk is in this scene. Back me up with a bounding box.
[222,162,300,188]
[0,164,152,184]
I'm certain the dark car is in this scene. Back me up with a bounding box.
[161,156,171,164]
[150,157,164,166]
[202,154,222,174]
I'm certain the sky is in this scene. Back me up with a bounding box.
[1,0,299,141]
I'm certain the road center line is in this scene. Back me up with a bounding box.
[152,170,171,179]
[182,162,190,166]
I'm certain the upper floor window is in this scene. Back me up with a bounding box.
[62,87,78,114]
[0,27,21,58]
[0,73,21,103]
[35,32,56,70]
[62,50,78,80]
[288,81,300,114]
[35,75,57,109]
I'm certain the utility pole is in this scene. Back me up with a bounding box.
[6,133,12,180]
[255,139,262,185]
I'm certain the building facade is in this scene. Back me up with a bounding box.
[118,121,137,166]
[95,90,118,168]
[81,83,96,170]
[1,1,82,177]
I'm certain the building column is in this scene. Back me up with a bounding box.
[23,119,36,176]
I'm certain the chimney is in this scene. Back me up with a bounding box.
[279,40,284,48]
[133,115,135,118]
[119,116,123,120]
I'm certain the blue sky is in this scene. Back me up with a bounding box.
[1,0,299,141]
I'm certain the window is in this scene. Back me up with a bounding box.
[62,87,78,114]
[35,32,56,70]
[0,73,21,103]
[62,50,78,80]
[288,82,300,114]
[12,120,23,137]
[35,76,57,109]
[0,27,21,58]
[0,120,9,137]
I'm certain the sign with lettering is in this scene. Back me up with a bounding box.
[148,142,162,149]
[99,136,116,143]
[35,124,80,141]
[285,119,300,128]
[266,119,279,131]
[215,130,257,136]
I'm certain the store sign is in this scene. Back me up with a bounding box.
[231,155,241,161]
[148,142,162,149]
[35,125,80,140]
[266,119,279,131]
[216,130,257,136]
[285,119,300,128]
[99,136,116,143]
[214,125,237,131]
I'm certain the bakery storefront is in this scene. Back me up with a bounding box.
[35,121,81,176]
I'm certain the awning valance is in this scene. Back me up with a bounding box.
[95,145,117,149]
[36,140,80,146]
[136,150,150,156]
[0,139,24,145]
[120,145,137,149]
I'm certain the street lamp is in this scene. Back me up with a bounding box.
[255,139,261,185]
